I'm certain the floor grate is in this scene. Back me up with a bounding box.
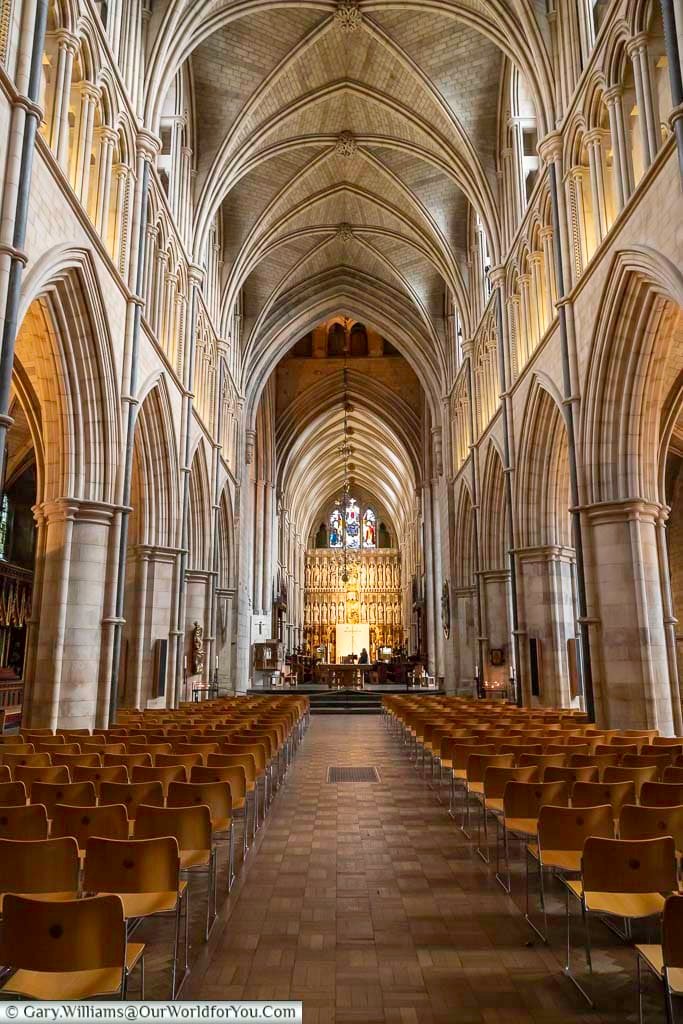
[327,766,380,784]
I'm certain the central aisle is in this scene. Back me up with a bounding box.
[187,716,628,1023]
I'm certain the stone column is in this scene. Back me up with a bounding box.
[584,499,675,732]
[627,34,658,171]
[262,482,274,616]
[93,126,116,232]
[253,478,265,616]
[50,30,77,168]
[28,498,114,728]
[72,82,98,203]
[585,128,609,243]
[604,86,632,207]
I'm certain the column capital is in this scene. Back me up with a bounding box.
[188,263,205,287]
[626,31,650,57]
[603,85,624,106]
[488,264,506,288]
[580,497,664,524]
[136,129,162,162]
[537,130,563,165]
[78,81,101,104]
[54,28,79,53]
[96,125,118,146]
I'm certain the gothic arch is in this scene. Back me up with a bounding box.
[517,377,572,549]
[581,247,683,506]
[130,376,180,549]
[16,249,121,505]
[187,442,212,571]
[480,441,507,572]
[452,478,475,589]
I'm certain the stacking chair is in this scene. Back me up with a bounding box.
[52,753,102,770]
[168,780,236,889]
[99,781,164,833]
[476,765,538,863]
[526,803,613,944]
[0,781,27,806]
[518,753,568,773]
[0,803,48,840]
[641,744,682,763]
[173,742,220,764]
[619,803,683,854]
[572,780,637,828]
[0,836,80,908]
[36,742,81,756]
[464,753,515,835]
[206,754,258,838]
[603,764,660,799]
[104,752,153,772]
[131,764,187,796]
[135,804,216,940]
[544,765,599,785]
[82,741,126,755]
[2,752,52,774]
[0,766,11,783]
[52,803,129,857]
[73,764,128,795]
[641,781,683,807]
[84,836,188,998]
[31,781,97,821]
[621,753,673,779]
[156,753,203,773]
[127,742,172,758]
[571,752,621,777]
[565,836,678,1006]
[194,763,250,856]
[636,893,683,1024]
[496,780,570,893]
[0,894,145,999]
[664,766,683,784]
[0,743,34,755]
[446,742,496,820]
[14,764,69,797]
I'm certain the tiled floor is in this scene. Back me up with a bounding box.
[176,715,660,1023]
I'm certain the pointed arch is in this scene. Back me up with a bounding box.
[187,442,212,571]
[517,377,571,549]
[480,441,507,571]
[131,376,180,549]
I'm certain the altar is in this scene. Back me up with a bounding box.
[335,623,370,662]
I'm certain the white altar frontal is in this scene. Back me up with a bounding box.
[335,623,370,662]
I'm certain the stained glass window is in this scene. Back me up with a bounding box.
[362,508,376,548]
[329,508,343,548]
[345,499,360,549]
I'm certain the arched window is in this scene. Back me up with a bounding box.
[0,495,9,560]
[345,499,360,549]
[363,508,376,548]
[329,498,366,549]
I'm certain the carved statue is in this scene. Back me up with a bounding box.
[330,561,337,589]
[377,562,384,589]
[361,601,367,623]
[368,562,375,589]
[360,562,367,589]
[304,604,310,625]
[313,603,320,624]
[191,621,204,675]
[305,564,311,588]
[378,602,385,624]
[330,601,337,624]
[369,602,376,624]
[338,601,345,623]
[321,602,328,624]
[313,562,320,588]
[394,600,400,625]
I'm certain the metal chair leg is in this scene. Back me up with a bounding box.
[563,886,594,1007]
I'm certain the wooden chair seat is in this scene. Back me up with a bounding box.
[109,885,186,920]
[527,844,581,873]
[0,891,78,912]
[503,816,539,837]
[180,849,212,871]
[635,945,683,994]
[2,944,144,1001]
[566,879,669,918]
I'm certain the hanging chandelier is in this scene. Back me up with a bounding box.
[335,333,353,583]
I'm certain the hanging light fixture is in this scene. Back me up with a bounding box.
[335,327,352,583]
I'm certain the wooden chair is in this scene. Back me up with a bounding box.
[131,764,187,796]
[621,753,672,779]
[99,781,164,831]
[475,765,539,864]
[664,766,683,784]
[526,803,613,944]
[0,781,27,806]
[156,753,203,772]
[35,742,81,756]
[544,765,599,785]
[641,781,683,807]
[192,764,249,858]
[0,835,80,908]
[565,836,678,1007]
[207,753,259,836]
[31,781,97,820]
[52,803,129,857]
[103,752,152,771]
[2,752,52,773]
[0,894,144,999]
[173,742,220,764]
[571,780,636,828]
[496,780,570,892]
[84,836,187,998]
[0,743,35,755]
[126,742,172,758]
[603,764,660,799]
[73,764,128,795]
[14,764,69,797]
[620,803,683,854]
[52,753,102,770]
[135,804,216,940]
[0,803,48,840]
[636,893,683,1024]
[168,780,236,888]
[571,752,621,778]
